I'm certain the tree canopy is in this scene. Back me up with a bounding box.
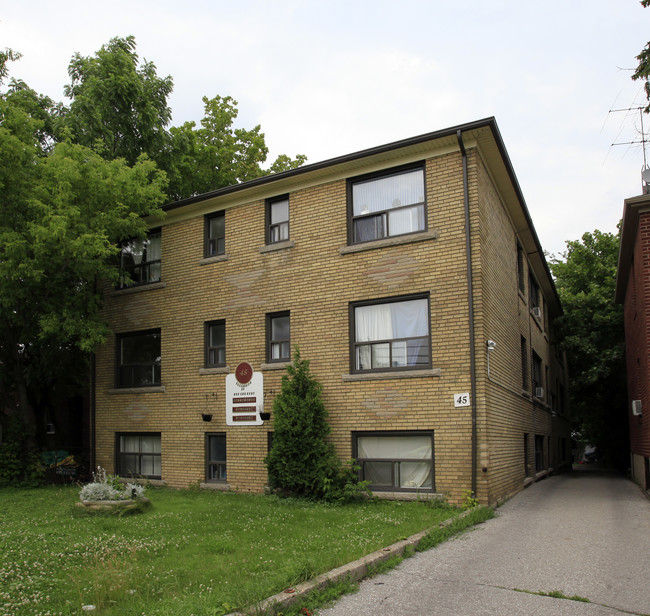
[0,37,305,448]
[549,230,628,467]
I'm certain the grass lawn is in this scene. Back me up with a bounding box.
[0,485,476,616]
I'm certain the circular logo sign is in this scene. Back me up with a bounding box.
[235,361,254,385]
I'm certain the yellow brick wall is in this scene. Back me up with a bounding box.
[94,145,567,505]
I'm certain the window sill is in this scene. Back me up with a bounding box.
[200,254,229,265]
[260,240,295,254]
[199,366,230,376]
[261,361,291,371]
[108,386,166,394]
[340,230,439,255]
[110,282,166,297]
[200,482,230,491]
[342,368,441,382]
[370,490,441,501]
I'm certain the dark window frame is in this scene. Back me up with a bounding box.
[516,242,526,295]
[204,320,226,368]
[205,433,226,483]
[347,162,427,245]
[204,211,225,258]
[534,434,545,472]
[349,293,431,374]
[521,336,528,390]
[115,432,161,479]
[532,351,543,396]
[119,228,162,289]
[116,329,161,388]
[266,311,291,362]
[266,195,290,244]
[352,430,435,492]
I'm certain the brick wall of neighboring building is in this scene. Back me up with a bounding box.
[94,121,568,505]
[618,198,650,490]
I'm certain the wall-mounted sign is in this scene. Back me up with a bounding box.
[226,362,263,426]
[454,393,470,407]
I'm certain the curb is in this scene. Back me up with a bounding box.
[227,507,480,616]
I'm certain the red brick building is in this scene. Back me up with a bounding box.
[616,193,650,491]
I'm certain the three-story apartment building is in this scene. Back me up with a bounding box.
[93,117,570,505]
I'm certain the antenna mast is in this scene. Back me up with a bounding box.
[610,105,650,193]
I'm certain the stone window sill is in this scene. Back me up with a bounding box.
[200,254,229,265]
[110,282,166,297]
[260,240,295,254]
[261,361,291,371]
[342,368,442,382]
[199,366,230,376]
[108,386,166,394]
[339,230,439,255]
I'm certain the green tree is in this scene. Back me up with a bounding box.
[633,1,650,110]
[265,349,342,499]
[0,51,167,432]
[62,35,173,166]
[60,37,306,201]
[549,230,628,468]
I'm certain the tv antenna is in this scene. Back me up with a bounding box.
[609,104,650,193]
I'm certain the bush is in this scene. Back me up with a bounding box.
[0,418,44,487]
[78,466,146,501]
[265,348,368,502]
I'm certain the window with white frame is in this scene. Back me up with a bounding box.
[351,295,430,372]
[119,229,161,288]
[267,196,289,244]
[116,433,161,478]
[349,165,426,244]
[355,432,434,491]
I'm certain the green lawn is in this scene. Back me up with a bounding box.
[0,485,463,616]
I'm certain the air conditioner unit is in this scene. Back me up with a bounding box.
[532,306,542,319]
[535,387,545,399]
[632,400,643,416]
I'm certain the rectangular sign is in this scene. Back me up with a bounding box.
[226,371,264,426]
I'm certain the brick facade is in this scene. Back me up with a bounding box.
[616,194,650,491]
[93,119,570,505]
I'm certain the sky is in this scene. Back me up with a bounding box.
[2,0,649,257]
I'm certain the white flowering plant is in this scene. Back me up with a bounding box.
[79,466,146,501]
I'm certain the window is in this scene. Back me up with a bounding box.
[351,295,430,372]
[116,433,161,478]
[117,329,161,388]
[206,434,226,482]
[119,229,161,288]
[524,433,530,477]
[267,312,290,362]
[267,196,289,244]
[532,351,543,396]
[529,270,542,321]
[521,336,528,390]
[349,165,426,244]
[516,242,525,294]
[355,432,434,491]
[534,435,545,472]
[205,212,225,257]
[205,320,225,367]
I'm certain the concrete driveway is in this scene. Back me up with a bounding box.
[318,470,650,615]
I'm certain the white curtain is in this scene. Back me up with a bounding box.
[358,435,432,489]
[352,169,424,216]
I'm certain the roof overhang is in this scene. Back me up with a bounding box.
[154,116,561,314]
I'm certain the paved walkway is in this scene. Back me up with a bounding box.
[318,470,650,615]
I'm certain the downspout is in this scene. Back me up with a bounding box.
[456,130,478,498]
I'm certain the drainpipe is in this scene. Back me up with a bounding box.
[456,130,478,498]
